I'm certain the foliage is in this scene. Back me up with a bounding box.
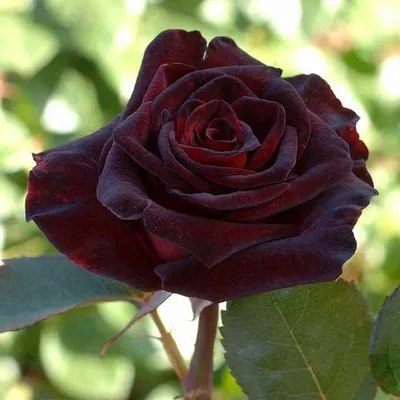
[1,0,399,398]
[222,280,375,400]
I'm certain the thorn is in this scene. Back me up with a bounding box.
[144,334,163,342]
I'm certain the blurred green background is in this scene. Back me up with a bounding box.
[0,0,399,398]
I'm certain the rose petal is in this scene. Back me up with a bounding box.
[337,124,373,186]
[142,63,196,103]
[150,70,224,131]
[296,173,378,232]
[205,123,237,152]
[114,102,190,191]
[227,113,353,220]
[285,73,358,130]
[176,99,205,142]
[187,75,256,104]
[155,225,356,302]
[97,143,149,220]
[124,29,206,117]
[181,144,248,168]
[168,129,256,176]
[183,100,241,145]
[156,160,377,301]
[232,97,286,170]
[98,136,114,174]
[206,125,297,189]
[209,65,282,95]
[144,202,296,268]
[262,78,311,158]
[285,74,374,186]
[26,146,160,292]
[202,37,266,68]
[157,122,216,192]
[352,158,373,187]
[179,121,259,169]
[170,182,289,211]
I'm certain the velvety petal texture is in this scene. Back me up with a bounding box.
[26,29,377,302]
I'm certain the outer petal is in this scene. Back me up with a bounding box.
[97,143,149,220]
[297,173,377,232]
[26,133,161,291]
[155,225,355,302]
[124,30,207,117]
[155,166,377,302]
[337,124,373,186]
[202,36,272,68]
[285,74,373,186]
[144,202,297,268]
[285,73,358,130]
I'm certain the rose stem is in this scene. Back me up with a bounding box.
[150,309,188,382]
[183,303,219,400]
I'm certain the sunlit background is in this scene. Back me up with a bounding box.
[0,0,399,398]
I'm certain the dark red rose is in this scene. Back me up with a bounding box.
[26,30,377,302]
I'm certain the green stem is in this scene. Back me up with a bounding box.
[183,303,219,399]
[150,310,188,382]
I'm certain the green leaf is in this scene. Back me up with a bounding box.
[370,285,400,396]
[221,279,376,400]
[0,256,135,333]
[40,311,135,400]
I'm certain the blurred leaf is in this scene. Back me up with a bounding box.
[40,314,134,400]
[221,280,376,400]
[219,366,246,399]
[0,256,135,332]
[370,285,400,395]
[43,0,126,57]
[353,374,380,400]
[0,176,23,219]
[160,0,204,17]
[6,49,121,136]
[60,51,122,120]
[11,323,42,362]
[301,0,324,37]
[0,13,58,75]
[44,305,167,399]
[42,68,103,135]
[143,4,236,42]
[0,110,32,172]
[341,48,378,75]
[0,0,31,12]
[374,387,393,399]
[381,238,400,281]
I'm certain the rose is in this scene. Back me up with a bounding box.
[26,30,377,302]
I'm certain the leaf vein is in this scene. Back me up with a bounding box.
[273,298,327,400]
